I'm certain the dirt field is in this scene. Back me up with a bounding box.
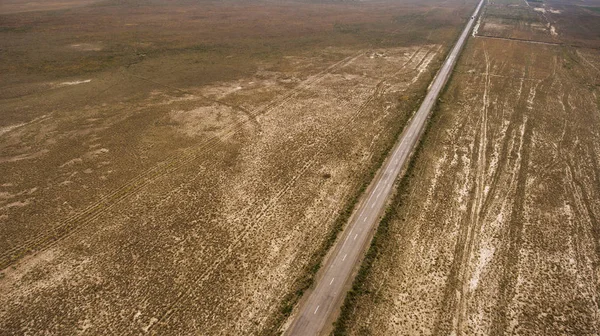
[0,0,101,14]
[336,0,600,335]
[475,0,600,48]
[0,0,478,334]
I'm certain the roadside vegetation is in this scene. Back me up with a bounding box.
[334,0,600,334]
[0,0,478,334]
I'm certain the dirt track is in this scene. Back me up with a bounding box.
[0,42,445,334]
[337,8,600,335]
[285,1,484,334]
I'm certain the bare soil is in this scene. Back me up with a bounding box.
[0,0,478,334]
[337,0,600,335]
[476,0,600,48]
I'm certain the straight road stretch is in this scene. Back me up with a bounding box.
[285,0,485,334]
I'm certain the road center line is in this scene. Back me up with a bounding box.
[355,180,380,220]
[341,228,353,248]
[285,0,484,332]
[329,278,335,285]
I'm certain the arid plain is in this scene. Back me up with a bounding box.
[0,0,481,334]
[336,0,600,335]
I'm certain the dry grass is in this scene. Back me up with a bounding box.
[476,0,600,48]
[0,0,479,334]
[336,0,600,335]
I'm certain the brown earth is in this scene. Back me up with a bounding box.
[0,0,479,334]
[336,0,600,335]
[476,0,600,48]
[0,0,101,14]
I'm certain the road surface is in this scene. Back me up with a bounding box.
[284,0,485,334]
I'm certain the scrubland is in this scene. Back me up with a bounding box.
[336,0,600,335]
[0,0,478,334]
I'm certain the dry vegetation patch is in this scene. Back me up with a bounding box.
[0,0,480,333]
[336,1,600,335]
[475,0,600,48]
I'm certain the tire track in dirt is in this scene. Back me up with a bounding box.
[146,112,329,331]
[489,119,532,336]
[0,52,363,271]
[450,45,493,336]
[487,52,562,334]
[564,160,599,297]
[94,46,425,251]
[531,70,572,185]
[429,63,484,333]
[145,47,432,333]
[474,34,563,46]
[576,50,600,76]
[476,66,527,228]
[433,46,533,336]
[451,44,564,335]
[148,50,390,227]
[475,51,547,225]
[252,50,432,328]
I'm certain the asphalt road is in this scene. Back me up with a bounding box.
[284,1,485,335]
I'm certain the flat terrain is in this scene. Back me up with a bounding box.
[336,0,600,335]
[0,0,101,14]
[0,0,478,334]
[475,0,600,48]
[286,1,483,334]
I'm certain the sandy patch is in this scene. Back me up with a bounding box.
[483,22,507,32]
[0,123,26,137]
[1,199,32,210]
[472,16,482,37]
[0,115,50,136]
[469,246,495,290]
[0,149,49,163]
[70,43,102,51]
[59,79,92,87]
[170,104,238,137]
[60,157,84,168]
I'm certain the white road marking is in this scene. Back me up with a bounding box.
[355,180,379,220]
[286,0,484,332]
[341,228,353,247]
[343,254,347,261]
[363,217,367,222]
[330,278,335,285]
